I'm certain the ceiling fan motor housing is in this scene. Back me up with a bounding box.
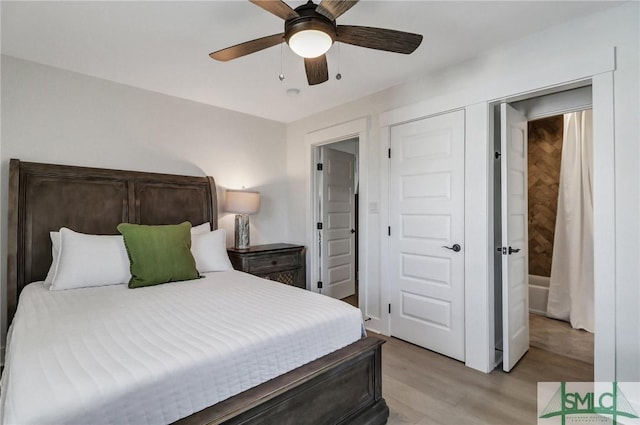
[284,3,337,45]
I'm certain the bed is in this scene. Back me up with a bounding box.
[3,159,389,425]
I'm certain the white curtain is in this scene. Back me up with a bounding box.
[546,110,594,332]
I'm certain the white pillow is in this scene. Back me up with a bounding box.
[43,231,60,285]
[43,223,210,285]
[191,222,211,235]
[51,227,131,291]
[191,229,232,272]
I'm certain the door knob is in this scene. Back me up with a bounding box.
[508,246,520,255]
[350,229,356,234]
[442,244,461,252]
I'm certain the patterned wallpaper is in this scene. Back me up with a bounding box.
[528,115,563,277]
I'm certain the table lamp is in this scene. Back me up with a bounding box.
[225,189,260,249]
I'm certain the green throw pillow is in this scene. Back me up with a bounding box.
[117,222,200,288]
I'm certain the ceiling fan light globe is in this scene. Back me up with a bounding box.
[288,29,333,58]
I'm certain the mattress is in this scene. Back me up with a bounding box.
[0,271,363,425]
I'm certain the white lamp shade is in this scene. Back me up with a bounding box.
[225,190,260,214]
[288,29,333,58]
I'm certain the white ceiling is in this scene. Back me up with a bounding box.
[1,1,624,123]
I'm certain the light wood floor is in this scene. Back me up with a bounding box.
[341,294,358,307]
[345,295,594,424]
[377,332,593,425]
[529,313,594,364]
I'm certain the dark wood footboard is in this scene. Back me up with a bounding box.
[175,336,388,425]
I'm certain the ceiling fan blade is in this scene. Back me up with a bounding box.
[316,0,358,21]
[336,25,423,54]
[250,0,299,21]
[304,55,329,86]
[209,33,284,61]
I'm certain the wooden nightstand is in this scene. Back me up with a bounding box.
[227,244,306,289]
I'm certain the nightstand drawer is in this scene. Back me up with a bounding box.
[247,252,300,273]
[227,244,306,289]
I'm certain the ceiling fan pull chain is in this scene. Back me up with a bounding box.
[279,42,285,81]
[335,43,342,80]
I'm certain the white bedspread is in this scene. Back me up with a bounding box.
[0,271,363,425]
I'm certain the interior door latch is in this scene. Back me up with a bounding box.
[496,246,520,255]
[442,244,461,252]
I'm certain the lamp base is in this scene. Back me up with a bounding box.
[234,214,250,249]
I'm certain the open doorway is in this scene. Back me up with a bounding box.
[494,85,594,372]
[314,138,359,307]
[526,112,594,364]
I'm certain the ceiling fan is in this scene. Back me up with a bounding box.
[209,0,423,86]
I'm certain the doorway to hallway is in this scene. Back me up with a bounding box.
[314,139,359,304]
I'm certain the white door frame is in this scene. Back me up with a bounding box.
[379,69,615,376]
[493,75,614,379]
[497,86,594,373]
[305,118,369,309]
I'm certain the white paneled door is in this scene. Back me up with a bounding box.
[389,110,465,361]
[321,147,356,300]
[500,103,530,372]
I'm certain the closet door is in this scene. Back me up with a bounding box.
[389,110,465,361]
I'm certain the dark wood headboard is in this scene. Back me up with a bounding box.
[7,159,218,324]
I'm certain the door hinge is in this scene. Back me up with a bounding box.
[495,151,501,159]
[317,222,323,230]
[317,163,323,171]
[388,304,391,314]
[388,148,391,159]
[388,226,391,236]
[317,281,323,289]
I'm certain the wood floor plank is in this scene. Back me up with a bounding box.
[384,394,425,425]
[529,314,594,364]
[377,332,593,425]
[384,374,489,425]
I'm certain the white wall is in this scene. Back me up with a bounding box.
[286,2,639,379]
[0,56,288,351]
